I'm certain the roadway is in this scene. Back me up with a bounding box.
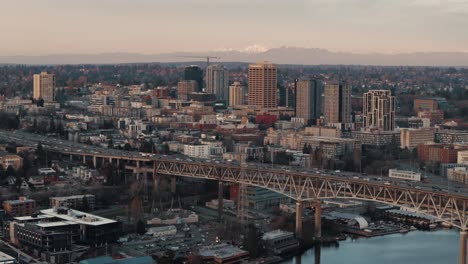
[1,130,468,197]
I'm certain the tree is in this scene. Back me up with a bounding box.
[36,98,44,107]
[274,151,294,165]
[48,118,56,132]
[36,143,46,166]
[123,143,132,151]
[136,219,146,235]
[107,136,114,149]
[0,164,5,181]
[243,223,262,258]
[6,166,17,177]
[161,143,170,154]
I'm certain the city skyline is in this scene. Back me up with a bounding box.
[1,0,468,56]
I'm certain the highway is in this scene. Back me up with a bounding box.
[1,130,468,196]
[2,130,468,228]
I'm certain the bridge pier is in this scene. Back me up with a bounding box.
[315,201,322,239]
[461,230,467,264]
[218,181,223,223]
[171,176,176,194]
[93,156,97,169]
[295,201,302,239]
[82,155,86,165]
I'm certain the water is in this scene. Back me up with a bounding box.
[281,230,459,264]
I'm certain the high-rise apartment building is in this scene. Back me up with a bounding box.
[363,90,396,131]
[33,72,55,102]
[248,62,277,108]
[229,81,244,106]
[323,82,351,128]
[296,79,320,124]
[206,64,229,101]
[184,65,203,91]
[178,80,198,101]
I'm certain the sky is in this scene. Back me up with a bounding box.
[1,0,468,56]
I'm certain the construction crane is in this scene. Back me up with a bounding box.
[176,55,220,67]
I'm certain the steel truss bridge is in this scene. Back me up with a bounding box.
[154,160,468,229]
[2,130,468,263]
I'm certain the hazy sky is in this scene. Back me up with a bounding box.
[1,0,468,55]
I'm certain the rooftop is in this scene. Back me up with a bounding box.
[262,229,294,240]
[79,256,154,264]
[0,251,15,263]
[41,208,116,226]
[50,194,95,201]
[199,243,248,260]
[36,220,78,228]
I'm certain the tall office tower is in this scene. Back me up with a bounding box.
[363,90,395,131]
[177,80,198,101]
[279,83,295,107]
[206,64,229,101]
[184,65,203,91]
[229,81,244,106]
[33,72,55,102]
[248,61,277,108]
[324,82,351,128]
[296,79,320,124]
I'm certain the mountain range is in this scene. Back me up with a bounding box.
[1,47,467,66]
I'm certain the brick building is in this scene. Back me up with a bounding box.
[417,143,468,163]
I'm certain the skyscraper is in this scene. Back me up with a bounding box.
[206,64,229,101]
[248,61,277,108]
[184,65,203,91]
[324,82,351,128]
[177,80,198,101]
[33,72,55,102]
[229,81,244,106]
[363,90,395,131]
[296,79,320,124]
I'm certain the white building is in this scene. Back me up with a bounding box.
[146,225,177,238]
[458,151,468,165]
[183,144,210,159]
[389,169,421,181]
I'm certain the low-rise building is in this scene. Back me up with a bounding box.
[0,152,23,171]
[145,225,177,238]
[458,150,468,165]
[199,243,249,264]
[50,195,96,211]
[262,230,300,255]
[80,256,155,264]
[40,208,120,246]
[351,130,400,147]
[183,144,210,159]
[418,143,468,164]
[301,136,361,159]
[418,110,444,125]
[447,167,468,184]
[389,169,421,181]
[13,221,80,263]
[3,197,36,217]
[400,128,435,149]
[304,125,341,137]
[147,209,198,225]
[435,130,468,144]
[244,186,289,210]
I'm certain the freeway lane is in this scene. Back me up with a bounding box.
[1,130,468,196]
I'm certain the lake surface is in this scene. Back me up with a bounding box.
[281,230,459,264]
